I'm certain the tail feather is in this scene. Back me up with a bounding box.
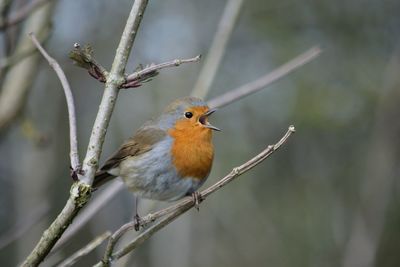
[92,170,116,189]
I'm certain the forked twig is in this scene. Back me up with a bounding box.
[21,1,149,266]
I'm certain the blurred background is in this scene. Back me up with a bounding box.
[1,0,400,266]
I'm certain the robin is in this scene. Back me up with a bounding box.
[93,96,220,228]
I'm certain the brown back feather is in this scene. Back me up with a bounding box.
[92,127,166,189]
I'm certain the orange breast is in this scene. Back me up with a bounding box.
[168,121,214,180]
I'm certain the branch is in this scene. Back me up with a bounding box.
[79,0,148,185]
[29,32,80,173]
[123,55,201,88]
[95,125,296,266]
[191,0,243,98]
[0,0,54,30]
[21,1,149,266]
[56,232,111,267]
[207,46,322,109]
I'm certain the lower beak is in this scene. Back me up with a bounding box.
[201,108,221,131]
[203,123,221,131]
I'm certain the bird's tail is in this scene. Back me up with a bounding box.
[92,170,116,189]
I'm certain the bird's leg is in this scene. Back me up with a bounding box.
[133,195,141,231]
[192,191,203,211]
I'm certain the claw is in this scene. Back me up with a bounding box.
[192,191,203,211]
[134,214,142,231]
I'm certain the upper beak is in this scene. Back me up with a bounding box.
[200,108,221,131]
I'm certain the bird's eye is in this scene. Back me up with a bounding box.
[184,111,193,119]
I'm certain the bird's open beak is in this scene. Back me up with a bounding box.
[200,108,221,131]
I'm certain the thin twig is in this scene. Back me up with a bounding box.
[208,46,322,109]
[123,55,201,88]
[0,0,54,30]
[191,0,243,98]
[29,32,80,172]
[21,1,149,266]
[95,125,295,266]
[56,232,111,267]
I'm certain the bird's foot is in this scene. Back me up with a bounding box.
[192,191,203,211]
[134,214,142,231]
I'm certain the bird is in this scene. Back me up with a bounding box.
[93,96,220,229]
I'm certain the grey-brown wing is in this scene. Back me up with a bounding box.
[100,127,166,171]
[93,127,166,189]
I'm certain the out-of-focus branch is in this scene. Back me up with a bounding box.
[56,232,111,267]
[29,32,80,172]
[0,0,55,30]
[21,1,149,266]
[95,126,295,266]
[0,28,49,70]
[208,46,322,109]
[191,0,243,98]
[0,202,49,250]
[342,44,400,267]
[0,3,53,133]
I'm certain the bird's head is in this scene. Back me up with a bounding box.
[160,96,220,133]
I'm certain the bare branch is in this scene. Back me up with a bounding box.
[0,0,55,30]
[56,232,111,267]
[95,125,296,266]
[79,0,148,186]
[29,32,80,172]
[191,0,243,98]
[208,46,322,109]
[123,55,201,88]
[21,1,149,266]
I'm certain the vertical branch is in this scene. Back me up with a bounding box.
[21,1,149,266]
[190,0,243,98]
[80,0,148,185]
